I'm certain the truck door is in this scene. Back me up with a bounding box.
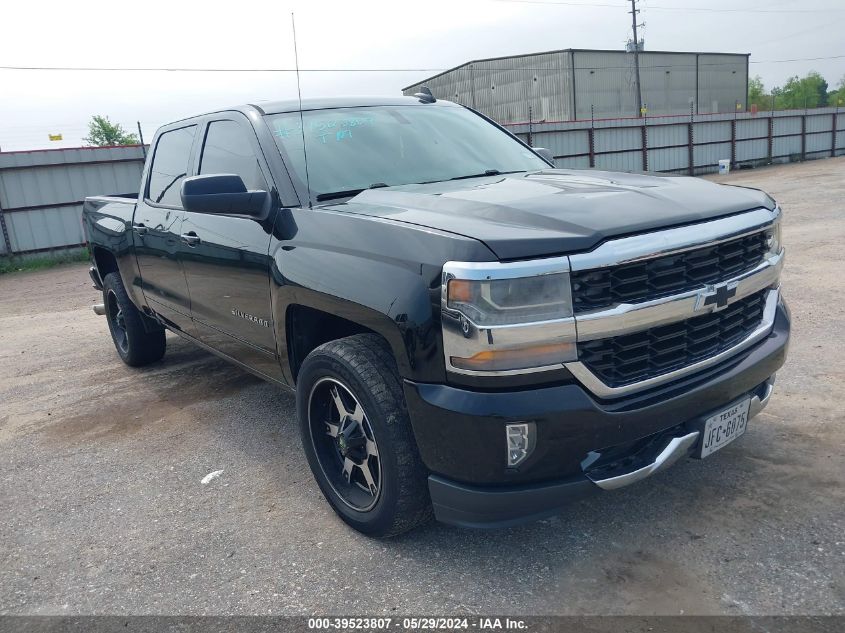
[133,124,196,332]
[178,116,281,381]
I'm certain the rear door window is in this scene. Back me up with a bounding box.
[199,120,267,190]
[147,125,196,207]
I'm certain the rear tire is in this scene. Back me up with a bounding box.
[296,334,432,537]
[102,272,166,367]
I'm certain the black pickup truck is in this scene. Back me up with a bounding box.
[83,95,789,536]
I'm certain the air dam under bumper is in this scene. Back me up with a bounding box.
[404,301,789,529]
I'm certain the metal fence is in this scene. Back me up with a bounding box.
[1,109,843,258]
[0,145,146,258]
[505,106,845,175]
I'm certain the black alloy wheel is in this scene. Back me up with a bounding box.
[106,288,129,355]
[295,334,432,537]
[307,377,382,511]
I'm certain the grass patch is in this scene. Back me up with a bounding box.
[0,249,90,275]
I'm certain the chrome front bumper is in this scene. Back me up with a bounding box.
[749,373,776,418]
[588,373,776,491]
[588,431,702,490]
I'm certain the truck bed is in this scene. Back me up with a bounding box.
[83,194,137,227]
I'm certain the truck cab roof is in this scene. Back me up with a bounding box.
[255,96,455,115]
[163,96,456,128]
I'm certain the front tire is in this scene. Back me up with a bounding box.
[296,334,432,537]
[102,272,166,367]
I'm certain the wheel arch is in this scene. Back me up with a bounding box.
[284,303,399,385]
[92,245,119,280]
[268,226,452,386]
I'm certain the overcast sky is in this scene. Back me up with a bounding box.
[1,0,843,151]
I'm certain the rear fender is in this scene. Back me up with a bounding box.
[83,199,146,310]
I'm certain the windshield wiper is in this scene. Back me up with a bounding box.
[450,169,502,180]
[418,170,524,185]
[450,169,528,181]
[315,183,388,202]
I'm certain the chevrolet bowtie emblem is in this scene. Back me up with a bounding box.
[695,282,738,312]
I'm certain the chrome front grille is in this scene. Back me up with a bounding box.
[564,206,783,398]
[577,290,768,388]
[571,231,769,312]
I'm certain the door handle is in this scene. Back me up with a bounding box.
[180,232,201,246]
[132,223,148,235]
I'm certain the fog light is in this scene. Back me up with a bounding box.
[506,422,535,468]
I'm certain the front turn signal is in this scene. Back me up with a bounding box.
[450,342,576,372]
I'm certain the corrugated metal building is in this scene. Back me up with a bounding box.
[0,145,146,257]
[402,49,749,123]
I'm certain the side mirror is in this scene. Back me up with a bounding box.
[532,147,554,165]
[180,174,269,217]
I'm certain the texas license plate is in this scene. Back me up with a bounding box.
[699,397,751,458]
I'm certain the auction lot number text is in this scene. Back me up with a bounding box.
[308,617,528,630]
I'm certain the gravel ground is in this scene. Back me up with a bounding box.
[1,158,843,616]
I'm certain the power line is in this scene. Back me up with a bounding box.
[749,14,845,47]
[490,0,845,12]
[641,3,845,13]
[751,54,845,64]
[2,54,844,74]
[0,65,444,73]
[491,0,627,6]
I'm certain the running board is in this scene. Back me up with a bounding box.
[92,303,106,316]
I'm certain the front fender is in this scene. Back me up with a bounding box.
[270,244,443,383]
[268,207,495,384]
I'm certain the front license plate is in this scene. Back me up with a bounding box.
[699,397,751,458]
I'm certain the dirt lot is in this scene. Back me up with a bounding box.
[1,159,843,616]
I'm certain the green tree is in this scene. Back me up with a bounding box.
[83,115,139,146]
[748,75,767,109]
[811,72,829,107]
[775,72,829,110]
[830,75,845,108]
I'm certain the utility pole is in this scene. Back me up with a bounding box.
[137,122,146,158]
[629,0,644,117]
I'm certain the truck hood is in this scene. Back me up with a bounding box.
[337,170,774,260]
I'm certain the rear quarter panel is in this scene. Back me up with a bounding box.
[83,196,144,307]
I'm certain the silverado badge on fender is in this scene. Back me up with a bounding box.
[231,308,270,328]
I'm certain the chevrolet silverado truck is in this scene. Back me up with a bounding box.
[83,94,789,536]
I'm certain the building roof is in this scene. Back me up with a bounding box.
[402,47,751,91]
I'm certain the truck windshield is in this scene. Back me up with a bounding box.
[265,105,549,202]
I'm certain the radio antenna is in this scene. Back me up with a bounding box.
[291,12,312,209]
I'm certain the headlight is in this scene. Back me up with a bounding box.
[442,259,577,375]
[766,218,782,256]
[447,273,573,326]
